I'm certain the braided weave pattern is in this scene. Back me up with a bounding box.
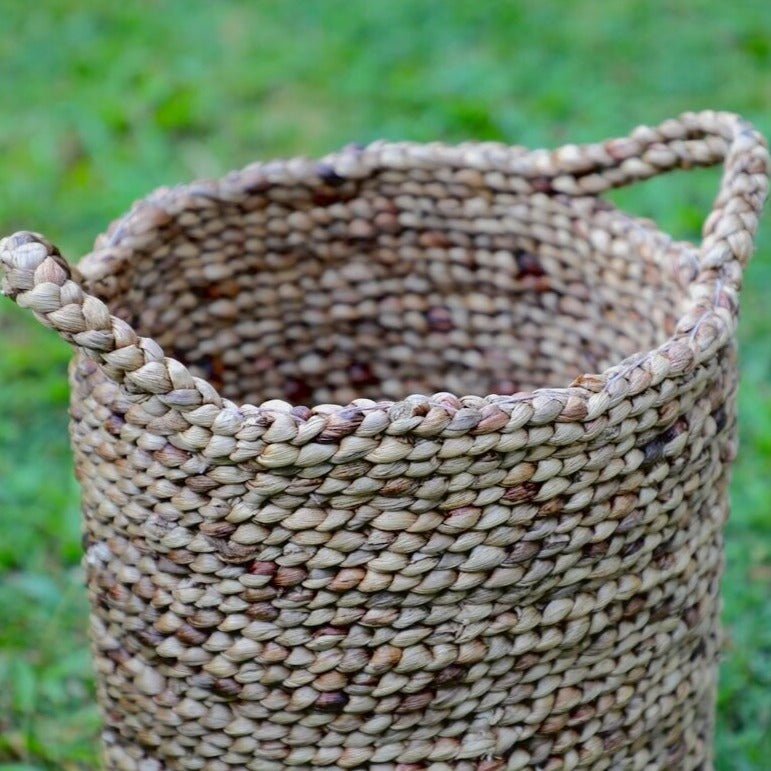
[1,111,767,770]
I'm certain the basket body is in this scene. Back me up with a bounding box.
[2,112,767,770]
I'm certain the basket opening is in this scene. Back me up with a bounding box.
[90,177,689,406]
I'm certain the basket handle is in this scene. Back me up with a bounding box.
[1,113,766,404]
[546,111,768,284]
[0,231,221,407]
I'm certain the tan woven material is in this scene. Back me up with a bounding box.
[1,111,767,770]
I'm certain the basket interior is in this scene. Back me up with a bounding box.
[88,165,690,406]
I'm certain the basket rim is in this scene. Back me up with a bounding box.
[3,111,766,446]
[73,136,745,430]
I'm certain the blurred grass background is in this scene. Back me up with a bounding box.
[0,1,769,768]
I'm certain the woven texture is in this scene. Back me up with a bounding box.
[1,111,767,771]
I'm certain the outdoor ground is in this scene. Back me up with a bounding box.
[0,2,769,769]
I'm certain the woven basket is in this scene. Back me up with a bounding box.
[1,111,767,771]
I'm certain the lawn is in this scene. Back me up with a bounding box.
[0,2,769,768]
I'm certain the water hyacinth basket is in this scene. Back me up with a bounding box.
[1,111,768,771]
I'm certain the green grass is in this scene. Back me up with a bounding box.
[0,1,769,768]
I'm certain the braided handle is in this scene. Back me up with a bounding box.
[548,111,767,338]
[1,112,767,404]
[0,232,221,408]
[546,112,767,287]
